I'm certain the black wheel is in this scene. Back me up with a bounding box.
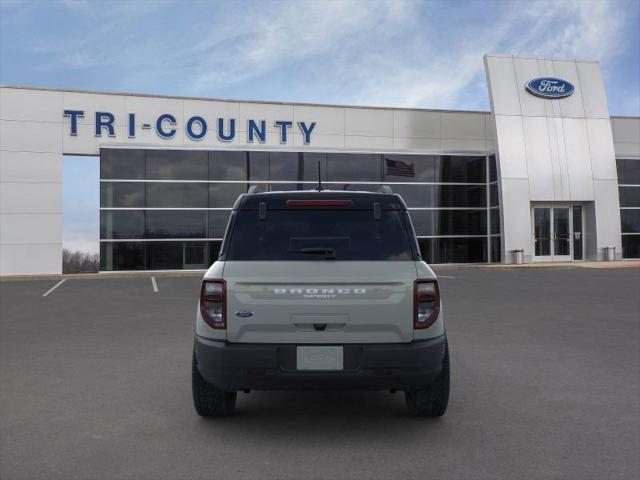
[192,351,237,417]
[405,341,450,417]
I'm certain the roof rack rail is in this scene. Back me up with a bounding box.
[378,185,393,194]
[247,185,261,194]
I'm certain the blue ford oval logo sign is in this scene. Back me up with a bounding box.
[526,77,575,99]
[235,310,254,318]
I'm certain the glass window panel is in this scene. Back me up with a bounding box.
[383,155,438,182]
[269,152,327,182]
[267,183,307,191]
[553,208,571,256]
[619,186,640,207]
[490,184,499,206]
[146,183,208,208]
[209,150,248,181]
[145,210,207,238]
[489,155,497,182]
[437,156,486,183]
[207,241,223,264]
[418,238,487,263]
[269,152,329,182]
[621,210,640,233]
[209,183,250,207]
[622,235,640,258]
[209,151,268,181]
[208,210,232,239]
[248,152,269,181]
[490,209,501,234]
[269,152,301,181]
[100,149,145,179]
[266,182,383,193]
[146,150,208,180]
[329,183,380,193]
[534,208,551,256]
[617,159,640,185]
[327,153,381,182]
[146,241,184,270]
[572,206,583,261]
[100,211,145,239]
[100,182,145,208]
[100,242,145,270]
[409,210,487,236]
[427,184,486,208]
[385,155,486,183]
[301,153,327,181]
[392,184,427,208]
[409,211,429,236]
[490,236,501,263]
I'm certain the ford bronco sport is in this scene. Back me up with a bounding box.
[192,188,449,417]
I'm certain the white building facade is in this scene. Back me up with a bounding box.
[1,54,639,275]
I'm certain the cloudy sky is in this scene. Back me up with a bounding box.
[1,0,639,253]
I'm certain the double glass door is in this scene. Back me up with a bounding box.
[533,206,583,261]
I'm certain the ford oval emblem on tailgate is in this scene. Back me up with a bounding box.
[235,310,254,318]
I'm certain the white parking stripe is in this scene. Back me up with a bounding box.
[438,275,456,279]
[151,276,158,292]
[42,279,66,297]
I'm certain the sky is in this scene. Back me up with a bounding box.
[1,0,639,253]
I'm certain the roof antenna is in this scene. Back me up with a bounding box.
[316,160,324,191]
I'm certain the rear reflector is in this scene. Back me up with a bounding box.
[286,199,354,207]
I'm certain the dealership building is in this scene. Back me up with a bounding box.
[0,54,639,275]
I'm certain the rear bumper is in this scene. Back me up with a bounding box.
[194,335,447,391]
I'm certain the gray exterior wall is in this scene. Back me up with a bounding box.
[0,86,492,275]
[611,116,640,159]
[484,54,625,262]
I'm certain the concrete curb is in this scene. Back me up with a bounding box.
[1,262,638,282]
[0,270,205,282]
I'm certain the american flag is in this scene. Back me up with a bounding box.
[385,158,415,177]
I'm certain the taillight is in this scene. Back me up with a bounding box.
[414,279,440,329]
[200,280,226,329]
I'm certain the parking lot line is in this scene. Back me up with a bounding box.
[437,275,456,279]
[42,279,66,297]
[151,276,158,292]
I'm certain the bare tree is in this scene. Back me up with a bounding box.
[62,249,99,274]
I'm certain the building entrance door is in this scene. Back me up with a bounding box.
[532,205,583,262]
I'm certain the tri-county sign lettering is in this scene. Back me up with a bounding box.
[525,77,575,99]
[62,110,317,144]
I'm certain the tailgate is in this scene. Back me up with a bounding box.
[223,261,417,344]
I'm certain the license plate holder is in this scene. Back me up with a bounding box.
[296,346,343,371]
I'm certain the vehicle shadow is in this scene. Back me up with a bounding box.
[194,390,449,445]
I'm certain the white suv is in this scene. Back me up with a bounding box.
[192,189,449,416]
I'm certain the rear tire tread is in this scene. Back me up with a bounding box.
[192,352,237,417]
[405,341,450,417]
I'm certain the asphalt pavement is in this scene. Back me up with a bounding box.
[0,266,638,479]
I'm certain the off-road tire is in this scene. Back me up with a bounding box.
[192,352,237,417]
[405,341,450,417]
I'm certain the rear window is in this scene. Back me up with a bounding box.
[225,209,416,261]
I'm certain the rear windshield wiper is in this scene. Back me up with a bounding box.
[288,247,337,260]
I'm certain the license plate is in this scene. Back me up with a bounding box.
[296,346,343,371]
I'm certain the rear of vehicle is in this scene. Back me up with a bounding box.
[192,191,449,417]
